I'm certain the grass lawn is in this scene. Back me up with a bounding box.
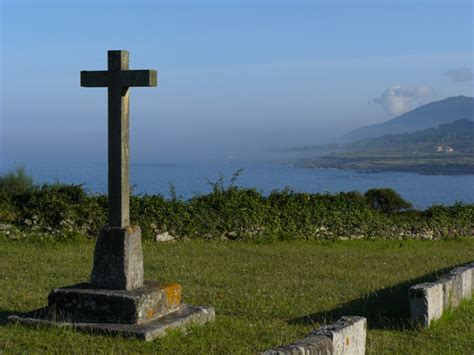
[0,237,473,354]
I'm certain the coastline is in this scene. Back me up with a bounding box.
[297,156,474,176]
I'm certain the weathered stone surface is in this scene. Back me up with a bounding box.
[437,276,456,310]
[437,264,472,310]
[91,226,144,290]
[155,231,175,242]
[441,271,463,308]
[409,282,444,326]
[81,50,157,228]
[448,266,472,299]
[311,316,366,355]
[0,223,12,231]
[468,262,474,292]
[48,281,181,324]
[409,262,474,327]
[8,304,214,341]
[262,316,366,355]
[262,335,332,355]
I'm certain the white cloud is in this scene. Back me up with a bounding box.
[445,68,473,82]
[373,85,434,116]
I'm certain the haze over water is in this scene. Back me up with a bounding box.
[2,1,473,164]
[1,158,473,210]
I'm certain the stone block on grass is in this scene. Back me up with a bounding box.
[438,276,456,311]
[262,316,366,355]
[262,335,332,355]
[448,266,472,299]
[409,282,444,326]
[310,316,367,355]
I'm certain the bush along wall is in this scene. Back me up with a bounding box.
[0,183,473,241]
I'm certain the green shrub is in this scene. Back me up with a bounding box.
[9,183,106,236]
[0,166,35,194]
[364,188,412,213]
[0,169,472,241]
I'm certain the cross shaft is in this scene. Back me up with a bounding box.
[81,50,157,228]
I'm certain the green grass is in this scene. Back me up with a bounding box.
[1,237,473,354]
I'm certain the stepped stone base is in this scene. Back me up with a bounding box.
[8,280,215,341]
[47,281,182,324]
[8,304,215,341]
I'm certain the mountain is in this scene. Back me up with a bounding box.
[344,96,474,141]
[299,119,474,175]
[345,119,474,153]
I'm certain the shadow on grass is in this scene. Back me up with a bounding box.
[288,264,463,331]
[0,311,21,326]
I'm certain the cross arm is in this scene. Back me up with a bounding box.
[121,70,157,87]
[81,71,109,87]
[80,70,157,88]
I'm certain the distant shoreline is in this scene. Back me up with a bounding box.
[292,118,474,176]
[297,156,474,176]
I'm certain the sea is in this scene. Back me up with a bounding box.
[1,158,473,210]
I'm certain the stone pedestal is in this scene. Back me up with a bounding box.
[8,226,215,340]
[91,226,144,290]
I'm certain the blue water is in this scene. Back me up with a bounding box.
[1,159,473,209]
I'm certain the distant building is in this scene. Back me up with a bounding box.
[436,144,454,153]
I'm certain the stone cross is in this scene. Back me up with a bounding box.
[81,50,156,290]
[7,51,214,337]
[81,50,157,228]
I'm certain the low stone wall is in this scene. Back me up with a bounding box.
[409,262,473,327]
[262,316,366,355]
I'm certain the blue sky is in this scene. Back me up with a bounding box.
[1,0,473,162]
